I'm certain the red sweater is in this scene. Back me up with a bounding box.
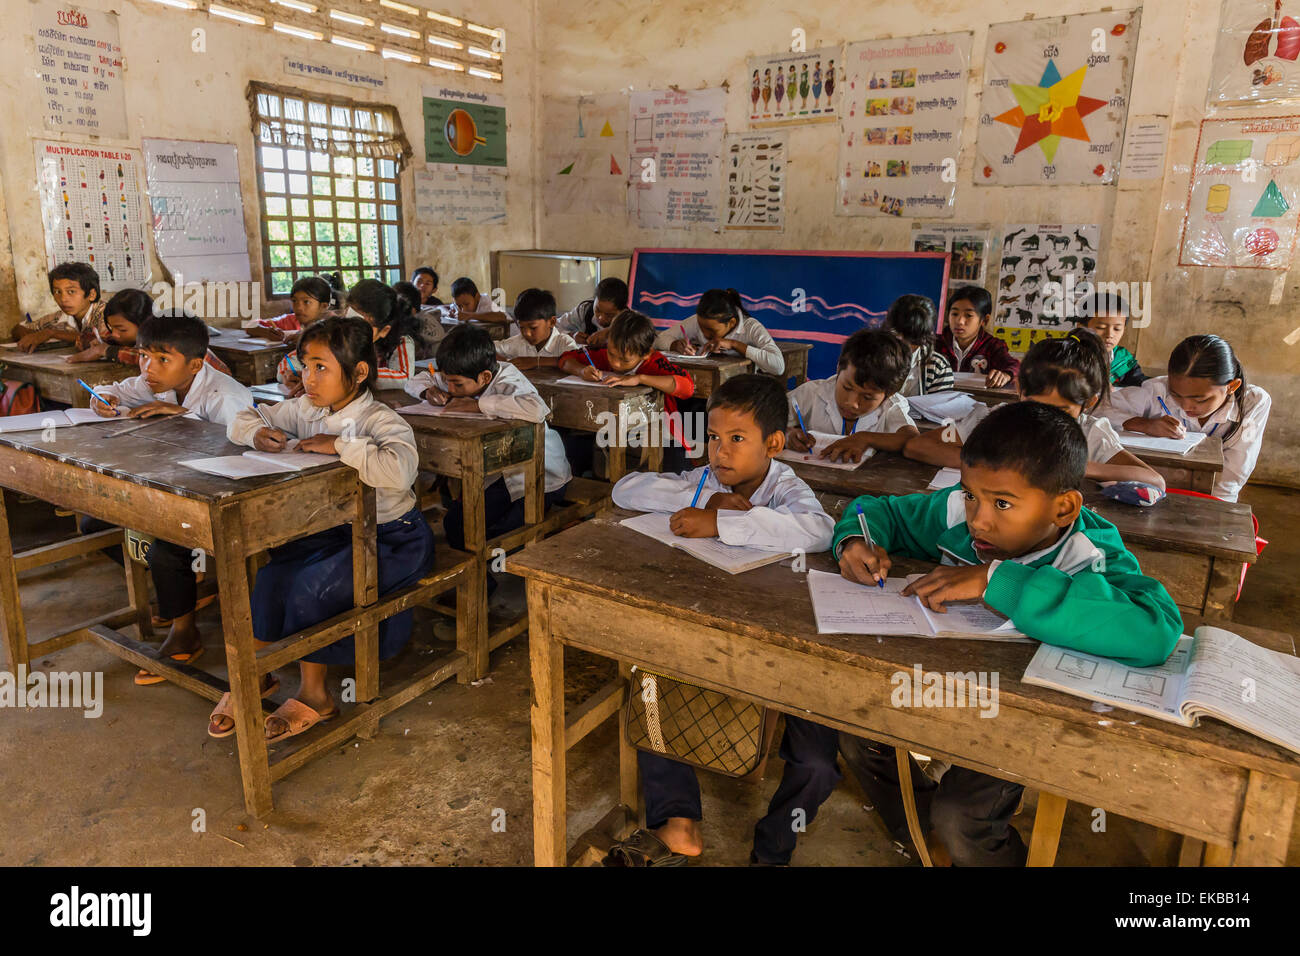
[559,347,694,411]
[936,327,1020,377]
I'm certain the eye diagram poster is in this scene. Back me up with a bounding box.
[143,139,251,283]
[423,87,507,168]
[723,131,786,231]
[992,223,1100,351]
[542,92,628,217]
[976,10,1140,186]
[34,140,149,293]
[1207,0,1300,107]
[627,88,727,230]
[414,164,507,225]
[1179,116,1300,270]
[911,223,992,292]
[32,0,128,141]
[838,32,973,218]
[746,47,842,127]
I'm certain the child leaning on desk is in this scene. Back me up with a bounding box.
[12,261,107,353]
[210,316,435,742]
[64,288,230,374]
[832,401,1182,866]
[496,287,577,368]
[605,373,836,867]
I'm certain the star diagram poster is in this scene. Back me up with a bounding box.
[838,32,973,218]
[976,10,1140,186]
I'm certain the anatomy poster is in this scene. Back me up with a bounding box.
[423,87,506,168]
[746,47,842,126]
[143,139,251,283]
[723,131,786,231]
[542,92,627,217]
[912,223,992,292]
[992,223,1101,351]
[34,139,149,293]
[627,88,726,230]
[838,32,972,218]
[32,0,128,140]
[976,10,1140,186]
[1179,116,1300,270]
[1207,0,1300,107]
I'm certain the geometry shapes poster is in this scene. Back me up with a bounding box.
[423,86,506,168]
[976,10,1140,186]
[34,139,149,293]
[746,47,842,127]
[1207,0,1300,108]
[627,88,726,230]
[32,0,128,141]
[1179,116,1300,270]
[838,32,973,218]
[723,131,786,231]
[542,92,627,218]
[991,223,1101,352]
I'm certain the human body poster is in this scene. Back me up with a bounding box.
[143,139,251,283]
[992,223,1101,351]
[627,88,726,230]
[976,10,1140,186]
[32,0,128,141]
[542,92,627,217]
[1179,116,1300,270]
[1207,0,1300,107]
[723,131,786,231]
[746,47,842,126]
[35,140,148,292]
[838,32,972,218]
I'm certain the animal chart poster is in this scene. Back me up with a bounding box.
[976,10,1140,186]
[723,131,786,231]
[34,140,149,293]
[838,32,973,218]
[423,87,507,168]
[992,223,1100,351]
[746,47,842,127]
[1178,116,1300,270]
[32,0,128,141]
[1207,0,1300,107]
[627,88,727,230]
[912,223,992,292]
[542,92,627,218]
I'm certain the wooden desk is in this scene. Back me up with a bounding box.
[522,367,664,482]
[952,378,1018,406]
[438,317,508,341]
[785,452,1258,621]
[668,353,751,400]
[207,329,289,385]
[775,341,812,387]
[0,416,473,816]
[0,347,134,407]
[515,514,1300,866]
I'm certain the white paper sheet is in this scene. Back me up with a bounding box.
[1117,431,1208,455]
[906,391,979,424]
[778,430,874,470]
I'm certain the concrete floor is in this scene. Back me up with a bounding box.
[2,485,1297,867]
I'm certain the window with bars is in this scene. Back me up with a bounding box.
[251,84,409,296]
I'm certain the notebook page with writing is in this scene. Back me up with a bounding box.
[554,375,612,387]
[1117,431,1208,455]
[398,402,485,418]
[921,599,1031,642]
[1182,626,1300,754]
[906,391,979,424]
[777,431,875,471]
[244,450,340,470]
[619,511,787,574]
[806,569,934,635]
[952,372,991,387]
[180,456,299,479]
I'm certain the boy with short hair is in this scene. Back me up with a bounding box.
[557,276,628,347]
[449,276,511,325]
[604,374,836,866]
[92,310,254,684]
[833,401,1181,865]
[936,285,1019,388]
[14,262,107,353]
[1074,291,1146,387]
[785,328,919,462]
[496,288,577,368]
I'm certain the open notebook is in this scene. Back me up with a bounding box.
[398,401,484,419]
[0,407,108,432]
[619,511,789,574]
[1022,625,1300,755]
[952,371,998,388]
[1117,431,1208,455]
[905,391,979,424]
[554,374,614,387]
[777,430,874,471]
[180,442,340,479]
[807,568,1030,641]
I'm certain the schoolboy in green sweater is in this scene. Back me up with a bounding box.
[832,401,1181,865]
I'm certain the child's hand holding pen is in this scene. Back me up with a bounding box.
[423,384,451,405]
[253,404,287,451]
[839,538,891,587]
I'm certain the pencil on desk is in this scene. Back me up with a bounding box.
[854,502,885,588]
[690,466,710,508]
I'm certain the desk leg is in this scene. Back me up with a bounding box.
[525,423,545,528]
[617,662,639,813]
[1232,770,1298,866]
[1026,791,1069,867]
[461,449,489,681]
[212,502,273,817]
[351,484,379,735]
[124,550,154,641]
[1204,558,1240,621]
[607,442,627,484]
[0,497,29,670]
[528,580,566,866]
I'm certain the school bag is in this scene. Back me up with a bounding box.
[0,379,39,417]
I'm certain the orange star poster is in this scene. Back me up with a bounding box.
[976,10,1141,186]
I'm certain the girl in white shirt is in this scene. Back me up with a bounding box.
[657,288,786,376]
[210,316,435,742]
[346,279,419,390]
[1102,334,1270,502]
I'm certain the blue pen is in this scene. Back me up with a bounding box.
[581,346,603,381]
[792,398,808,433]
[1156,395,1185,429]
[854,502,885,588]
[76,378,113,410]
[689,466,710,508]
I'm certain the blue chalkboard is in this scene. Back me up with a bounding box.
[629,247,950,381]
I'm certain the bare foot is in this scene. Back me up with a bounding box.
[652,817,703,857]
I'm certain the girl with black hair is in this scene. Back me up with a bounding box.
[883,293,954,395]
[1102,334,1270,501]
[657,287,785,376]
[344,278,421,390]
[252,273,341,344]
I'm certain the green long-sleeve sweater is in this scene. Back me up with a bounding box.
[831,487,1182,666]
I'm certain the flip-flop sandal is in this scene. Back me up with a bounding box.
[263,697,338,744]
[206,675,282,738]
[601,828,691,867]
[134,645,205,686]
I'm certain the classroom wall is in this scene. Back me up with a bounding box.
[534,0,1300,487]
[0,0,537,322]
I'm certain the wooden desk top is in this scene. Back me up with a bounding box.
[0,345,134,378]
[776,341,812,356]
[373,388,539,442]
[512,512,1300,777]
[952,380,1018,406]
[207,329,290,356]
[522,366,659,403]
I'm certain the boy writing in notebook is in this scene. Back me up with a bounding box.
[832,401,1181,865]
[604,374,836,866]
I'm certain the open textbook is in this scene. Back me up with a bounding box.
[180,443,340,479]
[0,407,108,432]
[619,511,789,575]
[905,391,979,425]
[1117,430,1208,456]
[777,430,875,471]
[397,401,484,419]
[807,569,1030,641]
[1022,625,1300,755]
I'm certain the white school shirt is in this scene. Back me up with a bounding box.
[953,403,1124,464]
[1100,376,1271,502]
[786,375,915,436]
[404,362,571,500]
[653,313,785,375]
[228,390,417,522]
[612,459,834,554]
[496,327,578,360]
[101,361,252,428]
[555,299,596,338]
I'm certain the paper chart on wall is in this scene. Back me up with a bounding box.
[627,88,727,230]
[991,223,1100,352]
[723,131,786,231]
[413,164,507,225]
[911,223,992,292]
[1206,0,1300,108]
[31,0,128,141]
[746,47,842,127]
[542,92,628,218]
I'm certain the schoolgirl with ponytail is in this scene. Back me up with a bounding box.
[344,278,421,389]
[656,287,785,376]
